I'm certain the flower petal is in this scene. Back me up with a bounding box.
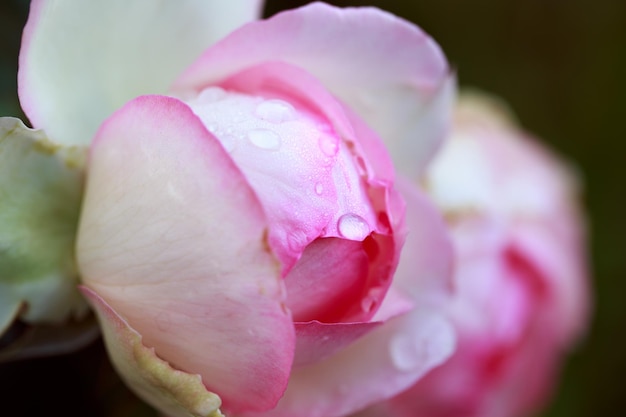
[76,95,295,413]
[81,288,225,417]
[189,61,398,278]
[244,309,455,417]
[388,177,455,303]
[285,238,370,323]
[19,0,263,146]
[511,224,590,345]
[0,117,87,325]
[172,2,452,175]
[293,320,381,367]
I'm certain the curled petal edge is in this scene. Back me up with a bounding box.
[81,287,224,417]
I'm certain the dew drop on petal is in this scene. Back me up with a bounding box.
[220,134,237,153]
[319,135,339,157]
[197,86,226,103]
[361,287,384,313]
[361,296,378,313]
[337,213,370,240]
[389,315,454,373]
[248,128,281,150]
[315,183,324,195]
[207,123,223,135]
[390,334,431,372]
[255,99,296,123]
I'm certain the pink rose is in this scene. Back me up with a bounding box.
[18,1,457,416]
[355,93,590,417]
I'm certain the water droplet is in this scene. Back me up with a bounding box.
[315,183,324,195]
[219,134,237,153]
[390,334,431,372]
[197,86,226,103]
[361,287,383,313]
[255,99,296,123]
[361,296,377,313]
[207,123,223,135]
[337,213,370,240]
[248,128,281,150]
[231,110,246,123]
[319,135,339,157]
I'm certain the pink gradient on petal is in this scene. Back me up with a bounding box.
[389,177,455,302]
[78,95,295,413]
[242,308,455,417]
[371,94,590,417]
[285,233,400,325]
[285,238,369,323]
[171,2,450,174]
[219,61,355,141]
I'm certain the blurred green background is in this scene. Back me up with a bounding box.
[1,0,624,416]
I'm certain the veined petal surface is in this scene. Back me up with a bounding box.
[76,95,295,413]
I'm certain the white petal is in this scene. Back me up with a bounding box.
[19,0,263,146]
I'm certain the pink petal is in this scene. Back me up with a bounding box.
[242,309,455,417]
[387,177,455,304]
[76,95,295,413]
[19,0,263,145]
[285,231,402,325]
[172,2,453,176]
[293,320,381,367]
[285,238,370,323]
[81,288,225,417]
[510,224,590,345]
[194,61,399,280]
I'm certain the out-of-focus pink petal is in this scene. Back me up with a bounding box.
[382,225,562,417]
[375,92,590,417]
[76,95,295,413]
[19,0,263,146]
[511,224,590,344]
[81,288,225,417]
[242,309,455,417]
[172,2,452,175]
[387,177,455,303]
[427,91,581,219]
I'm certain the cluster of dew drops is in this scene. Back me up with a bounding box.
[186,86,372,242]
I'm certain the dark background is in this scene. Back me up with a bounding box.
[1,1,624,416]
